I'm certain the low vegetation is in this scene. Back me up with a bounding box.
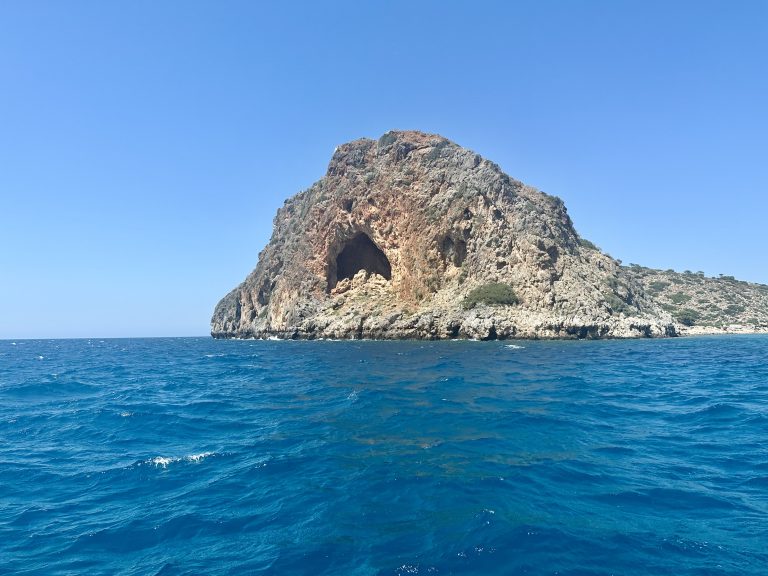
[676,309,701,326]
[605,293,631,315]
[670,292,691,305]
[462,283,519,310]
[623,265,768,328]
[648,281,671,293]
[578,237,599,251]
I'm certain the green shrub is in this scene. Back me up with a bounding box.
[670,292,691,304]
[676,309,701,326]
[724,304,746,316]
[463,283,519,310]
[648,281,670,293]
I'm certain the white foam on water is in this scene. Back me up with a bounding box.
[149,452,215,468]
[505,344,525,350]
[267,336,282,341]
[37,356,44,360]
[151,456,177,468]
[186,452,214,463]
[120,411,133,418]
[11,342,16,346]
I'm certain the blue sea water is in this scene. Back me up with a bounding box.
[1,336,768,575]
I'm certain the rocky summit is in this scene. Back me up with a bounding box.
[211,130,766,340]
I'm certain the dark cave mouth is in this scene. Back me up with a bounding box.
[329,233,391,290]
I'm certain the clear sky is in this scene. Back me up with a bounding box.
[1,1,766,339]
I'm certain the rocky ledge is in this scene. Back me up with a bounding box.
[211,130,765,340]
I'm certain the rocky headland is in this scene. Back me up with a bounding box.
[211,130,768,340]
[624,266,768,336]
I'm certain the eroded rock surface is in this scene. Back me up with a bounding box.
[212,130,679,340]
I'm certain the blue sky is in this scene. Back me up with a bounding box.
[1,1,766,338]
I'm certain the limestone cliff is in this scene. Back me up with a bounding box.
[212,130,678,340]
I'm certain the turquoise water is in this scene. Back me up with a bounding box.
[1,336,767,575]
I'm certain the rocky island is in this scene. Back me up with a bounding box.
[211,130,768,340]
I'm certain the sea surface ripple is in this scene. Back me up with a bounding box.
[1,336,768,575]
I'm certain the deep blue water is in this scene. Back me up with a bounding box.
[1,336,768,575]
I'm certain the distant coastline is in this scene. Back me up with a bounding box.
[678,325,768,336]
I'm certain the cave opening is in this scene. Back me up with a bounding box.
[329,232,391,290]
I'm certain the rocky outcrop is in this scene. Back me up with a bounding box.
[212,130,682,340]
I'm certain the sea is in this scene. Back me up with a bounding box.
[1,336,767,575]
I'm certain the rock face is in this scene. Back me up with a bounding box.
[212,130,681,340]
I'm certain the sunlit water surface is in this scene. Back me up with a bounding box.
[2,336,767,575]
